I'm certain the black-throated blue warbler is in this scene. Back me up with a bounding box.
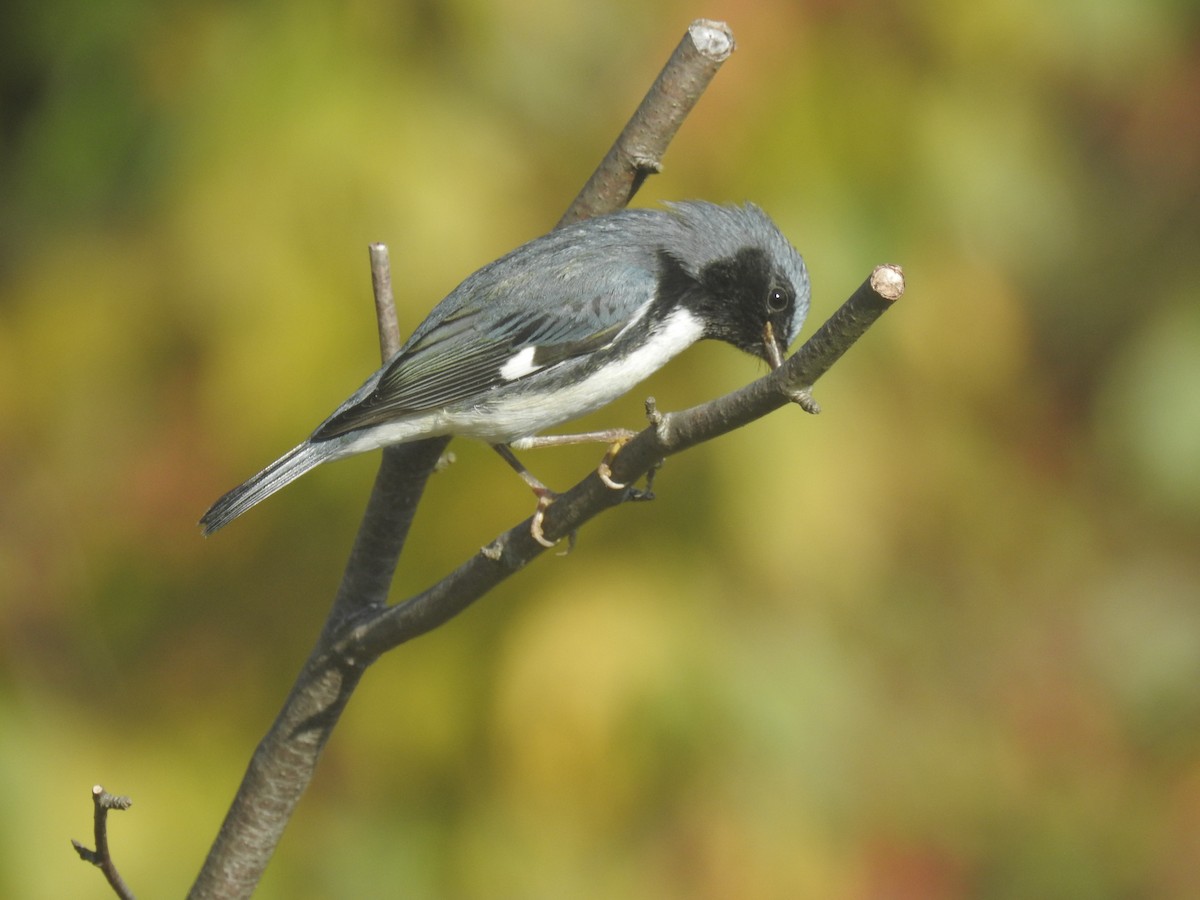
[200,201,810,542]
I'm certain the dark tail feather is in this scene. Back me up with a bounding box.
[200,442,326,535]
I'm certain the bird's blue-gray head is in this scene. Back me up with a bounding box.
[657,201,810,368]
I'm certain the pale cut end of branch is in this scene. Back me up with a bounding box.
[689,19,736,60]
[870,264,905,302]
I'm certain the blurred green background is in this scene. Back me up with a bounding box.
[3,0,1199,896]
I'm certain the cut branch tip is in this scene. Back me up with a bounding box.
[688,20,736,60]
[870,264,905,302]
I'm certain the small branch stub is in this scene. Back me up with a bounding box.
[96,786,132,812]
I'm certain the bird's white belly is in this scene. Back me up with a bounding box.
[461,306,705,441]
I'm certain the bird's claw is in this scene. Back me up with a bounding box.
[520,432,640,547]
[530,491,558,548]
[598,462,624,490]
[597,438,633,490]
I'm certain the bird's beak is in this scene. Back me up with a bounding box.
[763,322,786,370]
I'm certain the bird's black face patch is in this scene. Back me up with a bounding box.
[695,247,798,362]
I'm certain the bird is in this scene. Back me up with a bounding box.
[200,201,810,543]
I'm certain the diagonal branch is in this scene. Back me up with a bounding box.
[345,265,904,660]
[559,19,735,227]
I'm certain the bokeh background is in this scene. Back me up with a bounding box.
[3,0,1199,896]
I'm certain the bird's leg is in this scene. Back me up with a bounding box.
[510,428,638,490]
[492,443,559,548]
[510,428,638,450]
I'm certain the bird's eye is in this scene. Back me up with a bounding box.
[767,287,789,313]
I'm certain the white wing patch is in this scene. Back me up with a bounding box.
[499,346,543,381]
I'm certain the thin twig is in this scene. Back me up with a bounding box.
[72,785,135,900]
[369,243,402,359]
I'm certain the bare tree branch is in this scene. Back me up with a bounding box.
[187,20,741,900]
[344,265,904,659]
[559,19,736,227]
[72,785,135,900]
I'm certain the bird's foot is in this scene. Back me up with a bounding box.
[529,487,559,549]
[597,435,635,490]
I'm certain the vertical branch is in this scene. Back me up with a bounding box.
[320,246,447,635]
[369,243,402,359]
[187,20,737,900]
[189,247,445,900]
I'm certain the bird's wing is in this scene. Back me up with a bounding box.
[312,282,651,440]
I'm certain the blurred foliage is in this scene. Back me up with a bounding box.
[2,0,1199,897]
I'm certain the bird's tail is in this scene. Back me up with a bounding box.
[200,442,327,535]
